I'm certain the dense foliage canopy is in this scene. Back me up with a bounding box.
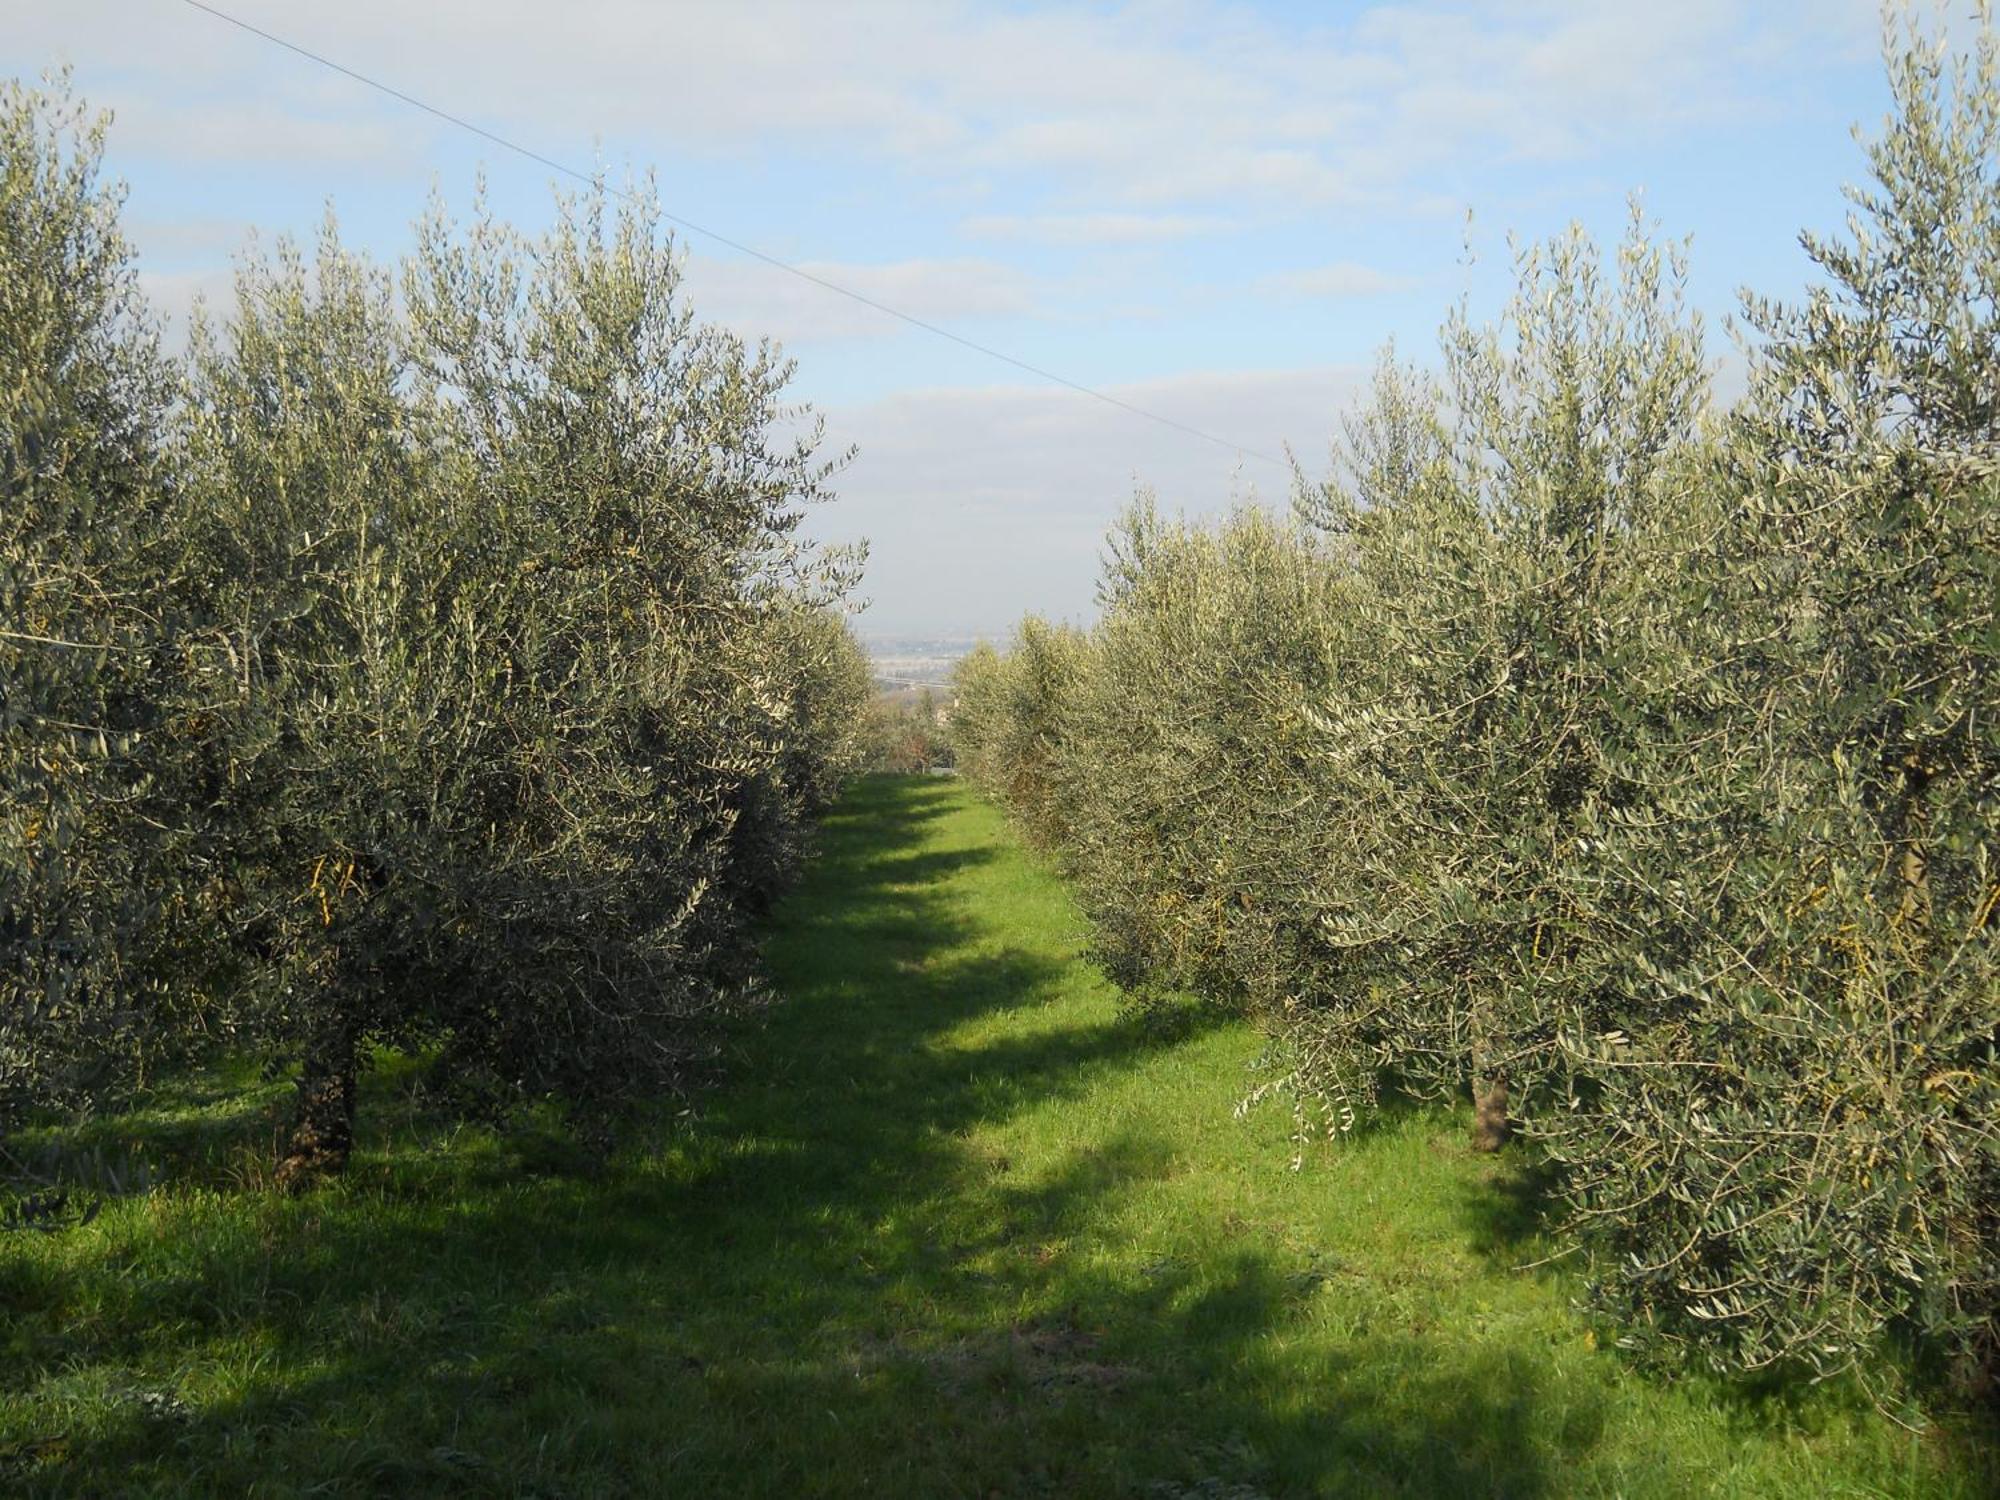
[0,75,871,1184]
[955,16,2000,1392]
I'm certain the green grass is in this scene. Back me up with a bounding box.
[1,775,1992,1496]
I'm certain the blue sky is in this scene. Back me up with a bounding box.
[6,0,1921,635]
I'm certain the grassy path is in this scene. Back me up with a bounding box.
[1,776,1986,1495]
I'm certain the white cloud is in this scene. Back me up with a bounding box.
[1256,262,1418,299]
[10,1,1884,213]
[962,212,1229,246]
[808,364,1368,636]
[107,93,418,168]
[686,254,1039,346]
[135,266,235,348]
[127,216,257,261]
[124,218,254,350]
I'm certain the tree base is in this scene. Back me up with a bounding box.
[1471,1078,1511,1152]
[273,1031,358,1192]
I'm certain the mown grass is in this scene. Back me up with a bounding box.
[1,775,1992,1496]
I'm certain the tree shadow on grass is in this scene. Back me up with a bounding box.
[1456,1147,1567,1266]
[6,1129,1583,1497]
[3,778,1982,1498]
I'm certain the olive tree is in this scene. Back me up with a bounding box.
[0,75,193,1136]
[1545,8,2000,1384]
[178,218,504,1180]
[395,180,866,1158]
[1285,210,1713,1143]
[166,177,869,1183]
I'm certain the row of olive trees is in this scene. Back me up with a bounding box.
[1,75,872,1184]
[954,17,1998,1391]
[864,690,955,774]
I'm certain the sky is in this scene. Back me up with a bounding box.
[2,0,1928,638]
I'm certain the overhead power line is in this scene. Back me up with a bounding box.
[176,0,1289,470]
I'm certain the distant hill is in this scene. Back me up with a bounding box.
[862,634,981,694]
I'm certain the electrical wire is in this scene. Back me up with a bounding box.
[176,0,1289,469]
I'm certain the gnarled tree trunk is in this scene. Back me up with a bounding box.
[1471,1074,1512,1152]
[276,1017,359,1191]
